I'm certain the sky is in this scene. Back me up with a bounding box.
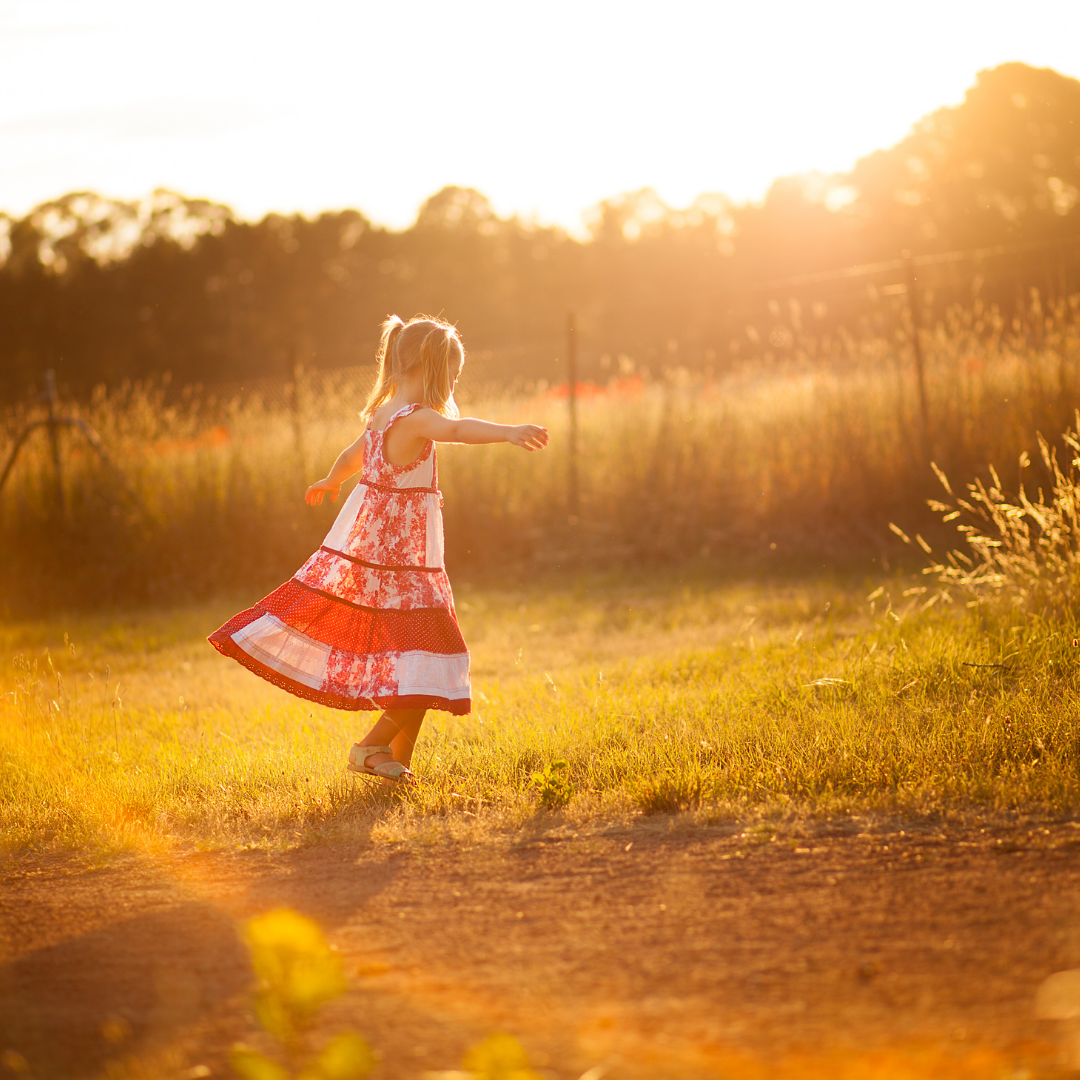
[3,0,1080,233]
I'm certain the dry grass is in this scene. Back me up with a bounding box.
[2,297,1080,609]
[920,409,1080,615]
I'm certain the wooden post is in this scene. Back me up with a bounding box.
[44,369,65,515]
[290,357,305,462]
[566,311,579,521]
[903,252,930,451]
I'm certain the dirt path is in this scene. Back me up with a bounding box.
[3,818,1080,1079]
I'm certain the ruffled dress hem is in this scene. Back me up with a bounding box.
[208,625,471,714]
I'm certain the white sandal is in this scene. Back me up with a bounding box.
[347,744,414,782]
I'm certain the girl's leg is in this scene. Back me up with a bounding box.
[388,710,426,769]
[357,708,427,771]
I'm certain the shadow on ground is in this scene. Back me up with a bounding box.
[0,841,405,1079]
[0,902,247,1078]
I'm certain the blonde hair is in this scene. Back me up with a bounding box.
[362,315,464,421]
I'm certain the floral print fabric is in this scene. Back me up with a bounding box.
[209,403,471,714]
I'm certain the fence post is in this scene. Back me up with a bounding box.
[290,357,305,463]
[43,369,65,515]
[903,251,930,451]
[566,311,579,521]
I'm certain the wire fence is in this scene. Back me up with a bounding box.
[3,234,1080,531]
[3,234,1078,424]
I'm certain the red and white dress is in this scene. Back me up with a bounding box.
[208,403,471,714]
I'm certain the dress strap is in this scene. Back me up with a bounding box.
[374,402,436,484]
[382,402,427,434]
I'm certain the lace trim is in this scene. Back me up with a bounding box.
[293,576,449,613]
[207,630,471,715]
[362,480,440,495]
[318,546,443,573]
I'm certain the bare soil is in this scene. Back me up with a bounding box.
[3,817,1080,1080]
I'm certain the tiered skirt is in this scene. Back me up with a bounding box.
[208,481,471,714]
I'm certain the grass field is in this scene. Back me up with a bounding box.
[4,566,1079,856]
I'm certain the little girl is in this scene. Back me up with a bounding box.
[209,315,548,782]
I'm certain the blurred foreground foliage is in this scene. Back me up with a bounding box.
[232,909,374,1080]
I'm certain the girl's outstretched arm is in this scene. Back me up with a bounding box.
[403,409,549,451]
[305,433,366,505]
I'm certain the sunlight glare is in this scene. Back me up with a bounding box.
[1,0,1079,228]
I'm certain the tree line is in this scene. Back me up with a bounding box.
[2,62,1079,402]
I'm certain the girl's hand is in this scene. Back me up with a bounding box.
[508,424,549,451]
[305,479,341,505]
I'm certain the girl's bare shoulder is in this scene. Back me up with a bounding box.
[368,399,412,432]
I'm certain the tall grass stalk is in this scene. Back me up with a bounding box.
[921,411,1080,613]
[2,297,1080,610]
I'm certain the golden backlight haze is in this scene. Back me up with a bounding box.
[3,0,1080,228]
[7,9,1080,1074]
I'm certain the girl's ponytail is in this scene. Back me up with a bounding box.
[362,315,405,420]
[419,326,461,418]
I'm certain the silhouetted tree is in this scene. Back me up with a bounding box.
[2,64,1079,403]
